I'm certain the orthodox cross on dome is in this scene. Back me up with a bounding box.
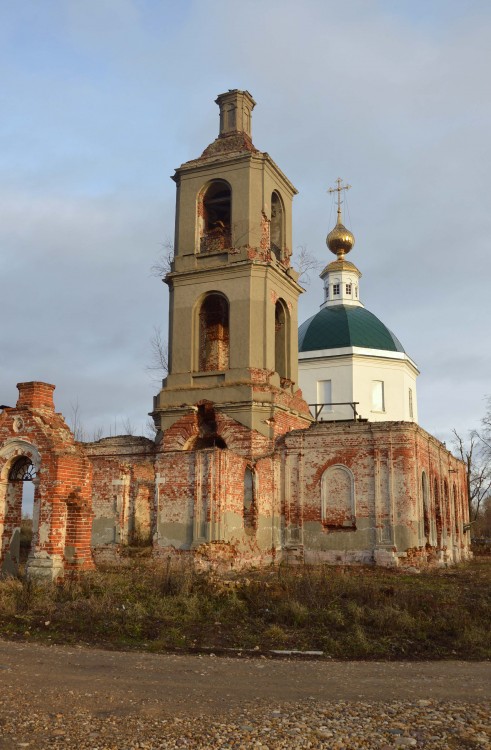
[325,178,355,259]
[328,177,351,223]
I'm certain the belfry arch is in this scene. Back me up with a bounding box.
[274,299,290,381]
[198,180,232,253]
[197,293,230,372]
[270,191,284,260]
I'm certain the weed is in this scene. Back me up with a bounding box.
[0,559,489,659]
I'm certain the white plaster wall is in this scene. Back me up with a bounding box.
[299,358,354,420]
[299,347,419,423]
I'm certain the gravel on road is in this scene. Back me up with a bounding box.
[0,640,489,749]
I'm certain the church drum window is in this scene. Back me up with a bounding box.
[198,293,230,372]
[316,379,332,419]
[200,181,231,253]
[333,283,340,296]
[371,380,385,412]
[346,283,352,295]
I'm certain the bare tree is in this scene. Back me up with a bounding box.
[70,399,87,442]
[91,426,104,442]
[147,325,168,386]
[150,237,174,278]
[452,428,491,523]
[121,417,135,436]
[473,496,491,539]
[292,245,323,286]
[145,416,158,439]
[479,395,491,456]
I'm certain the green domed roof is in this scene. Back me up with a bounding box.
[298,305,405,354]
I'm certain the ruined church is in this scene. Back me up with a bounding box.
[0,91,471,580]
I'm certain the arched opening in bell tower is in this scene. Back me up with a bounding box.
[198,293,230,372]
[270,191,284,261]
[274,299,290,381]
[199,180,232,253]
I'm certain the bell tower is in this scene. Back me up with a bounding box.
[152,90,311,439]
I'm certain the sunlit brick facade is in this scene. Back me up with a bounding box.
[0,92,471,580]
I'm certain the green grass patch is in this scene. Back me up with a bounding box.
[0,559,490,660]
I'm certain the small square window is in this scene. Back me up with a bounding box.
[333,283,340,295]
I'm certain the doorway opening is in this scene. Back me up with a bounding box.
[7,457,37,574]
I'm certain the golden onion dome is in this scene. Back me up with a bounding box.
[326,221,355,259]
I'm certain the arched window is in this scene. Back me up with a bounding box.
[274,299,289,381]
[270,191,284,261]
[183,404,227,450]
[244,466,256,533]
[443,479,451,537]
[321,465,355,528]
[422,471,430,541]
[8,457,37,482]
[453,483,459,535]
[434,478,442,546]
[198,294,229,372]
[199,181,232,253]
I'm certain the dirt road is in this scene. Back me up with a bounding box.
[0,640,489,749]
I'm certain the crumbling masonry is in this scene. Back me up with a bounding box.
[0,91,471,580]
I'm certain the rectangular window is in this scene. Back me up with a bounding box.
[371,380,385,412]
[346,283,352,294]
[333,283,340,295]
[409,388,414,419]
[317,380,332,416]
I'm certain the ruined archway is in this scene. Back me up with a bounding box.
[0,442,41,578]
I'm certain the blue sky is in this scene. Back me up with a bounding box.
[1,0,490,445]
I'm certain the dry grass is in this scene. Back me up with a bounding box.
[0,558,490,660]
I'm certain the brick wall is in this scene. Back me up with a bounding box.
[0,382,94,580]
[0,382,472,578]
